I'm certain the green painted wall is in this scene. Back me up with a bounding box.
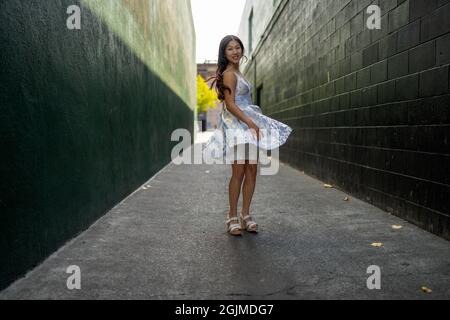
[0,0,196,290]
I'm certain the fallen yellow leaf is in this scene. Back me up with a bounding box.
[324,184,333,188]
[421,286,432,293]
[371,242,383,247]
[392,225,402,229]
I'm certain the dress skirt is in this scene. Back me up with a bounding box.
[203,103,293,164]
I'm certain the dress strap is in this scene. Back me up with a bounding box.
[233,71,243,80]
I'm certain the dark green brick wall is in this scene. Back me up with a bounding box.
[0,0,196,290]
[244,0,450,240]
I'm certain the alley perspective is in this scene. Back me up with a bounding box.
[1,0,450,300]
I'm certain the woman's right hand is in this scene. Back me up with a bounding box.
[246,118,263,141]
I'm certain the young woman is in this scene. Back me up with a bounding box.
[203,35,293,236]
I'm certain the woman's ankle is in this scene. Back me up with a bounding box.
[240,210,250,216]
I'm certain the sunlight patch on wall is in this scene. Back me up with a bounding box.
[80,0,196,110]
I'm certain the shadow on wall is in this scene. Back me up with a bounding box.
[0,0,194,290]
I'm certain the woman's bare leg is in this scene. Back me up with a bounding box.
[242,161,257,216]
[229,161,245,216]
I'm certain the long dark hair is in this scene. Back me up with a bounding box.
[206,35,248,101]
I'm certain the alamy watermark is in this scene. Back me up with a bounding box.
[66,265,81,290]
[367,5,382,30]
[66,5,81,30]
[171,128,283,175]
[367,265,381,290]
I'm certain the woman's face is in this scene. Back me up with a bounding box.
[225,40,242,64]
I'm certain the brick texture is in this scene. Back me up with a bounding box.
[241,0,450,240]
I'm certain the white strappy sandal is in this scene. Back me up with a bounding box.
[225,215,242,236]
[240,213,258,233]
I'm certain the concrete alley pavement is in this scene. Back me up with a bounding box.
[1,132,449,299]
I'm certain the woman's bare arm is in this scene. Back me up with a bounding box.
[223,72,251,125]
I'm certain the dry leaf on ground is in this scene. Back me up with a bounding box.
[371,242,383,247]
[421,286,432,293]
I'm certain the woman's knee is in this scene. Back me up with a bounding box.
[244,164,257,179]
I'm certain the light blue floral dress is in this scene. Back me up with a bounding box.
[203,71,293,162]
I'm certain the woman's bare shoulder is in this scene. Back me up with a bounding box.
[223,73,237,92]
[223,68,236,75]
[223,69,237,81]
